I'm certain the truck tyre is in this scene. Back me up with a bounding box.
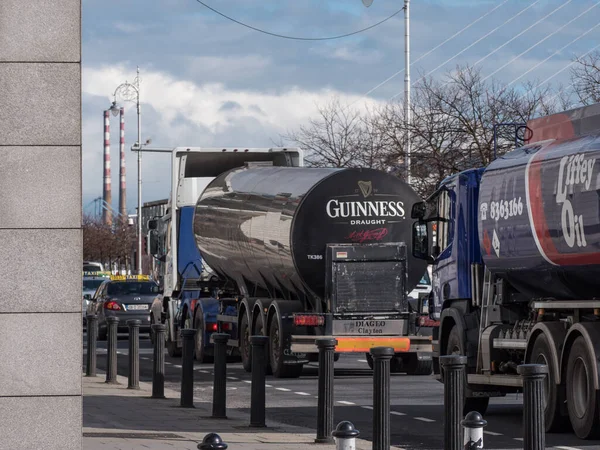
[446,325,489,416]
[254,318,273,375]
[365,353,403,373]
[166,310,181,357]
[402,354,433,375]
[529,333,565,432]
[566,336,600,439]
[192,310,213,364]
[240,314,252,373]
[366,353,374,370]
[269,318,303,378]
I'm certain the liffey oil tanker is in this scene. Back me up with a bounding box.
[148,148,436,379]
[413,102,600,439]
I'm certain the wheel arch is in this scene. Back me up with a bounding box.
[524,322,565,383]
[560,323,600,390]
[438,307,467,357]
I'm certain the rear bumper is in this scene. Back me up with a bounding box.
[100,312,152,332]
[291,335,433,354]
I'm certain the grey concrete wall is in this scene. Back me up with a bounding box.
[0,1,82,449]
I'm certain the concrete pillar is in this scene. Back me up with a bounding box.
[0,1,82,448]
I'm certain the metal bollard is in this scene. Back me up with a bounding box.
[127,319,141,389]
[332,421,360,450]
[181,328,196,408]
[250,335,269,428]
[85,314,98,377]
[198,432,228,450]
[371,347,394,450]
[151,323,167,399]
[462,411,486,450]
[212,333,229,419]
[518,364,548,450]
[440,355,467,450]
[105,316,119,384]
[315,338,337,444]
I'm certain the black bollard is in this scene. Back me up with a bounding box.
[198,432,228,450]
[315,338,337,444]
[371,347,394,450]
[332,421,360,450]
[518,364,548,450]
[105,316,119,384]
[85,314,98,377]
[250,335,269,428]
[462,411,487,450]
[127,319,141,389]
[440,355,467,450]
[212,333,229,419]
[151,323,167,399]
[181,328,196,408]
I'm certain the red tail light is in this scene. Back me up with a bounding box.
[104,301,121,311]
[294,314,325,327]
[206,323,218,332]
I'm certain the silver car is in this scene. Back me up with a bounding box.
[86,276,159,339]
[82,275,109,326]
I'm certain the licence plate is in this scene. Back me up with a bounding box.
[126,304,148,311]
[332,319,404,336]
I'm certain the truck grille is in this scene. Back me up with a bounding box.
[332,261,406,314]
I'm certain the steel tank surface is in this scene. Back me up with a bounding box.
[194,166,426,307]
[478,133,600,299]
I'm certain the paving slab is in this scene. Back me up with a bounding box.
[83,371,405,450]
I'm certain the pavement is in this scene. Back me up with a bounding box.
[83,370,402,450]
[84,334,600,450]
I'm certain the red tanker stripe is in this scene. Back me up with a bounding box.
[528,143,600,265]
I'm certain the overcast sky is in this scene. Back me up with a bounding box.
[82,0,599,215]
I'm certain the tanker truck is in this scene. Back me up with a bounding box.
[412,102,600,439]
[147,146,436,378]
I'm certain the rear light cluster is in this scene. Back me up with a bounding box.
[294,314,325,327]
[419,317,439,327]
[205,323,231,332]
[104,301,121,311]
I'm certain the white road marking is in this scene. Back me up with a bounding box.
[265,384,273,388]
[164,362,172,365]
[483,431,503,436]
[276,387,291,392]
[227,377,238,380]
[357,359,368,363]
[361,406,373,410]
[337,401,355,405]
[391,411,406,416]
[196,369,209,373]
[173,364,182,368]
[295,392,311,396]
[414,417,435,423]
[243,380,252,384]
[513,438,524,442]
[555,447,583,450]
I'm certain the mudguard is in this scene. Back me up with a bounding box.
[560,323,600,390]
[525,322,566,382]
[267,300,307,365]
[438,306,468,357]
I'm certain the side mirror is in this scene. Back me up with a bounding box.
[412,222,433,262]
[83,294,92,300]
[411,201,426,219]
[147,219,158,230]
[147,230,159,256]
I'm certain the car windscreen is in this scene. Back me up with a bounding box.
[83,279,105,290]
[107,282,159,296]
[83,265,101,272]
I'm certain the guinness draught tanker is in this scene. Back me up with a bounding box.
[194,165,434,378]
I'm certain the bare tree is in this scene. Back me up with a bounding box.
[282,98,393,169]
[83,214,136,271]
[571,51,600,105]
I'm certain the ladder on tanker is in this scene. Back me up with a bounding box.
[476,267,494,374]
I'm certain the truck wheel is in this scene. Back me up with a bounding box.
[254,319,272,375]
[269,318,302,378]
[192,311,213,364]
[566,336,600,439]
[240,314,252,373]
[402,354,433,375]
[529,333,565,432]
[366,353,374,370]
[166,311,181,357]
[446,325,489,416]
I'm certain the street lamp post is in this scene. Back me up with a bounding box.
[112,67,142,274]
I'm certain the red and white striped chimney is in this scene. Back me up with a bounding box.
[103,110,112,226]
[119,107,127,220]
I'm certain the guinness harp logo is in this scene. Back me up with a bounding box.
[358,180,373,198]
